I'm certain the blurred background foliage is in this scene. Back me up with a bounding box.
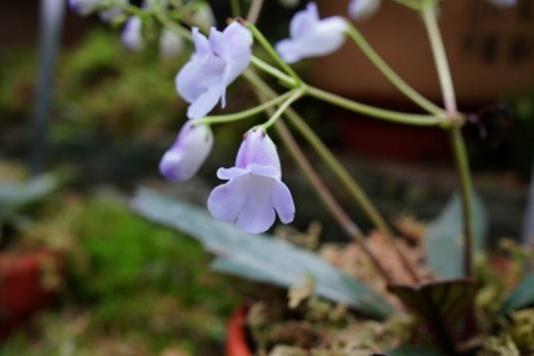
[0,184,246,355]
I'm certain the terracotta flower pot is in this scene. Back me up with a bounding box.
[226,307,252,356]
[0,249,62,340]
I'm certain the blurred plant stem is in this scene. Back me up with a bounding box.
[246,0,264,24]
[345,24,444,116]
[31,0,65,174]
[198,92,294,126]
[230,0,242,17]
[421,1,475,277]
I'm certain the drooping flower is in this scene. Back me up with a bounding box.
[159,121,214,182]
[348,0,382,21]
[208,128,295,234]
[160,29,185,60]
[121,16,145,51]
[176,23,253,120]
[276,2,348,64]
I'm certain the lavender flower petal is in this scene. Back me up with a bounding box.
[159,121,213,182]
[175,23,252,119]
[208,128,295,234]
[276,3,348,63]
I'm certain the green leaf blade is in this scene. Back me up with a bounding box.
[132,188,394,319]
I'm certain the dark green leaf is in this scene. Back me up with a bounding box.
[132,188,394,319]
[424,193,487,279]
[499,274,534,316]
[388,279,477,352]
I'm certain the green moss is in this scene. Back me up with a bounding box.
[1,193,243,355]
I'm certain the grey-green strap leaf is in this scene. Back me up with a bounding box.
[424,192,487,279]
[132,188,394,319]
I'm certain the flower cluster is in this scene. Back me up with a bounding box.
[161,22,295,234]
[69,0,517,235]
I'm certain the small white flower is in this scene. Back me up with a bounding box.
[276,2,348,64]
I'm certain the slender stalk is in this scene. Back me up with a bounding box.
[247,70,420,283]
[250,57,297,87]
[246,0,264,24]
[449,127,475,276]
[345,24,444,116]
[422,1,475,276]
[230,0,241,17]
[261,88,305,129]
[421,2,457,115]
[246,23,302,84]
[307,86,445,127]
[198,92,294,126]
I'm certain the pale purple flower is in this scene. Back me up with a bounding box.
[348,0,382,21]
[208,128,295,234]
[121,16,145,51]
[160,29,184,60]
[276,2,348,64]
[159,121,214,182]
[176,23,253,120]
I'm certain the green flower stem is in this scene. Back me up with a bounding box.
[246,69,420,283]
[250,57,297,87]
[421,2,457,115]
[261,88,305,129]
[307,86,445,127]
[422,1,475,276]
[198,91,294,126]
[230,0,242,17]
[449,127,475,276]
[246,23,302,85]
[345,24,444,116]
